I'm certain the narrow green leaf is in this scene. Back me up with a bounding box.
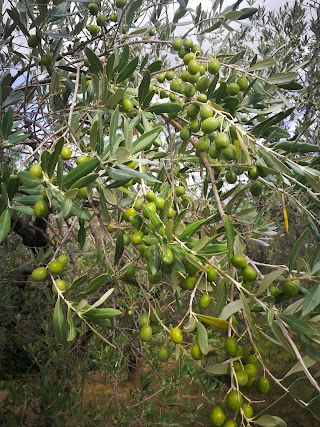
[198,244,228,256]
[283,355,316,378]
[67,308,77,342]
[266,72,298,85]
[288,228,309,272]
[302,284,320,317]
[205,363,228,375]
[8,130,28,144]
[304,170,320,193]
[238,7,258,19]
[251,108,294,137]
[147,60,163,74]
[109,105,119,155]
[224,10,243,20]
[106,53,115,79]
[220,300,243,320]
[57,157,64,190]
[70,173,99,190]
[288,377,314,401]
[68,273,88,292]
[82,307,121,320]
[12,205,34,215]
[78,225,86,249]
[149,244,161,275]
[307,395,320,421]
[212,283,227,317]
[278,314,315,337]
[224,215,234,264]
[215,81,227,104]
[269,320,292,353]
[105,89,125,107]
[89,119,98,151]
[7,175,19,200]
[70,204,91,220]
[84,47,103,75]
[116,57,139,83]
[1,107,13,139]
[54,198,73,219]
[197,320,209,355]
[1,183,8,207]
[53,298,68,346]
[258,148,292,175]
[178,216,214,241]
[256,268,286,296]
[207,74,219,99]
[63,157,100,189]
[277,82,303,90]
[18,171,43,188]
[100,185,117,205]
[0,208,11,244]
[146,103,182,114]
[240,291,259,339]
[1,91,24,109]
[117,164,160,184]
[249,58,276,71]
[273,141,320,153]
[138,71,151,104]
[300,335,320,362]
[49,71,60,96]
[311,245,320,270]
[6,8,28,36]
[82,273,109,296]
[143,206,165,236]
[255,415,287,427]
[199,20,222,35]
[115,232,124,264]
[47,137,65,179]
[132,126,162,154]
[41,150,51,172]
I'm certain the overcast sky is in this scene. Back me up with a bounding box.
[189,0,288,12]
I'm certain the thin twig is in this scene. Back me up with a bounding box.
[275,314,320,393]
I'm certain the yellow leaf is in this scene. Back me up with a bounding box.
[282,193,289,233]
[195,313,229,330]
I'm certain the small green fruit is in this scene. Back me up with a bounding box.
[61,146,72,160]
[41,54,52,66]
[29,163,42,178]
[96,14,106,26]
[76,154,89,165]
[48,260,64,275]
[215,132,230,149]
[191,342,203,360]
[110,12,117,22]
[226,170,237,184]
[88,24,100,37]
[34,200,48,218]
[28,35,40,48]
[122,98,134,112]
[250,181,263,196]
[172,37,183,51]
[88,3,99,15]
[208,58,220,74]
[31,267,48,281]
[116,0,127,8]
[52,279,67,294]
